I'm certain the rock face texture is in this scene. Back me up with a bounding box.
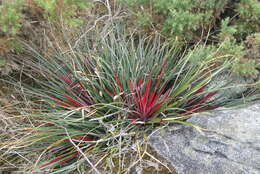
[148,102,260,174]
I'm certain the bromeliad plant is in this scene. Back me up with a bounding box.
[3,26,237,173]
[128,78,172,122]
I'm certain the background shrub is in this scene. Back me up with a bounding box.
[0,0,92,72]
[120,0,260,76]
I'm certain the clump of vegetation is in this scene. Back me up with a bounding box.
[2,25,258,173]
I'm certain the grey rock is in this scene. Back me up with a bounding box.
[148,102,260,174]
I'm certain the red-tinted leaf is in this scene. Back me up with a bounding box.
[147,91,156,107]
[72,136,93,141]
[58,153,78,166]
[144,103,162,119]
[182,91,219,115]
[114,73,123,92]
[129,78,171,121]
[64,95,83,107]
[57,134,94,142]
[59,74,94,107]
[191,91,217,107]
[54,101,72,108]
[142,80,152,112]
[61,74,74,86]
[194,84,206,94]
[131,118,140,124]
[40,153,67,168]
